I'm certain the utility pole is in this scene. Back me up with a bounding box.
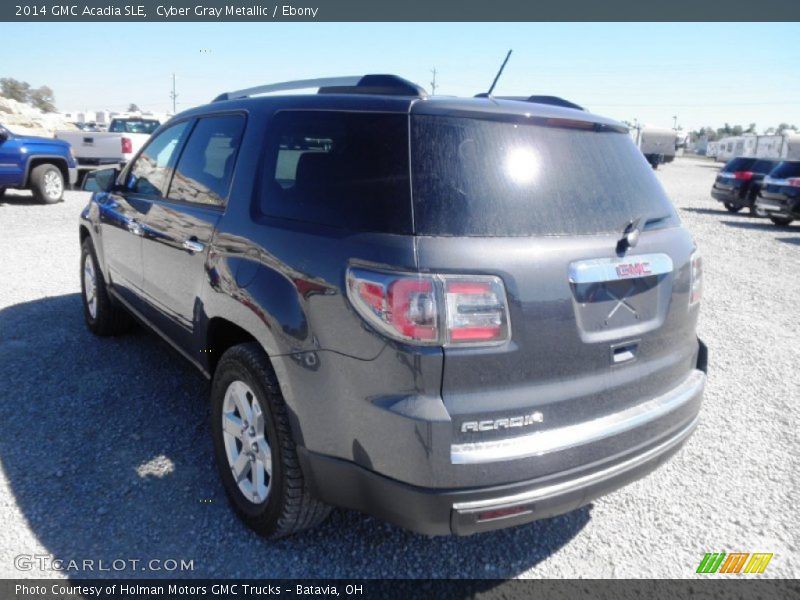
[672,115,678,130]
[170,73,178,115]
[430,68,438,95]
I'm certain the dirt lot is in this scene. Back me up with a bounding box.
[0,157,797,578]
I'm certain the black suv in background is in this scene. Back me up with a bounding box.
[711,157,779,214]
[755,160,800,226]
[79,75,707,538]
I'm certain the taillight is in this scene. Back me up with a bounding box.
[689,250,702,306]
[787,178,800,187]
[734,171,754,181]
[121,137,133,154]
[346,268,510,346]
[444,278,509,344]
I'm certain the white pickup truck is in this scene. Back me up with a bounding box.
[55,117,161,183]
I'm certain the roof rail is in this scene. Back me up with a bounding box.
[495,95,585,111]
[213,74,426,102]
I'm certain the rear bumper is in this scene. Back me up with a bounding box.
[755,196,799,218]
[300,366,706,536]
[711,186,744,205]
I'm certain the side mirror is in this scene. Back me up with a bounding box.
[82,167,119,193]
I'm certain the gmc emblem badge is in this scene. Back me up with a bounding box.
[615,262,652,278]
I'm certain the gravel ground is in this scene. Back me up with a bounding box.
[0,157,797,579]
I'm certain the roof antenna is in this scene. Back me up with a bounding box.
[486,49,513,96]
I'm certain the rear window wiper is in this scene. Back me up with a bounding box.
[616,215,671,253]
[617,216,645,252]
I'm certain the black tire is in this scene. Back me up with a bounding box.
[748,192,763,216]
[0,188,5,199]
[211,343,331,538]
[30,163,64,204]
[769,216,794,226]
[80,238,132,336]
[724,202,742,213]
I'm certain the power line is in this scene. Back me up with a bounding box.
[591,101,799,108]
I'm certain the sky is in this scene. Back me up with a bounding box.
[3,22,799,132]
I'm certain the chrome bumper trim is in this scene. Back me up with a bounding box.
[450,369,705,465]
[453,414,699,512]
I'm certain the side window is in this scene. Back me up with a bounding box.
[167,114,245,207]
[260,110,412,233]
[126,121,188,197]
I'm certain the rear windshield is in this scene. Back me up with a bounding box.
[109,119,161,134]
[769,161,800,179]
[722,158,756,172]
[411,115,678,236]
[751,160,779,174]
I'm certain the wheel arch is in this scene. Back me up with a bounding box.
[24,156,69,187]
[205,317,259,375]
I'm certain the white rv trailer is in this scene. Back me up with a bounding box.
[780,134,796,159]
[740,135,758,157]
[754,132,800,160]
[716,136,745,162]
[633,126,677,168]
[783,133,800,159]
[754,135,785,159]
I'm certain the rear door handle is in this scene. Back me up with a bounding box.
[182,239,205,253]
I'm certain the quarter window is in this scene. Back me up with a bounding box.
[260,110,412,233]
[168,115,245,207]
[126,121,189,197]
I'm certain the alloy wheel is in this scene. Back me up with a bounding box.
[221,380,272,504]
[83,255,98,319]
[44,170,63,200]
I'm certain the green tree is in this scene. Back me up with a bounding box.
[127,103,140,112]
[0,77,30,102]
[28,86,56,113]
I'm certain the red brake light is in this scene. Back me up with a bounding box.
[734,171,754,181]
[788,178,800,187]
[121,137,133,154]
[388,279,437,341]
[347,269,510,346]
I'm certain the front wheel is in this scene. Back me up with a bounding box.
[211,343,331,538]
[80,238,132,336]
[724,202,742,213]
[769,216,794,226]
[30,164,64,204]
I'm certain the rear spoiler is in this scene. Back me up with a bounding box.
[495,95,585,111]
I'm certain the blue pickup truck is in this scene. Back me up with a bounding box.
[0,123,77,203]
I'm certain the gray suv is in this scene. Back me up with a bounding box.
[78,75,707,537]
